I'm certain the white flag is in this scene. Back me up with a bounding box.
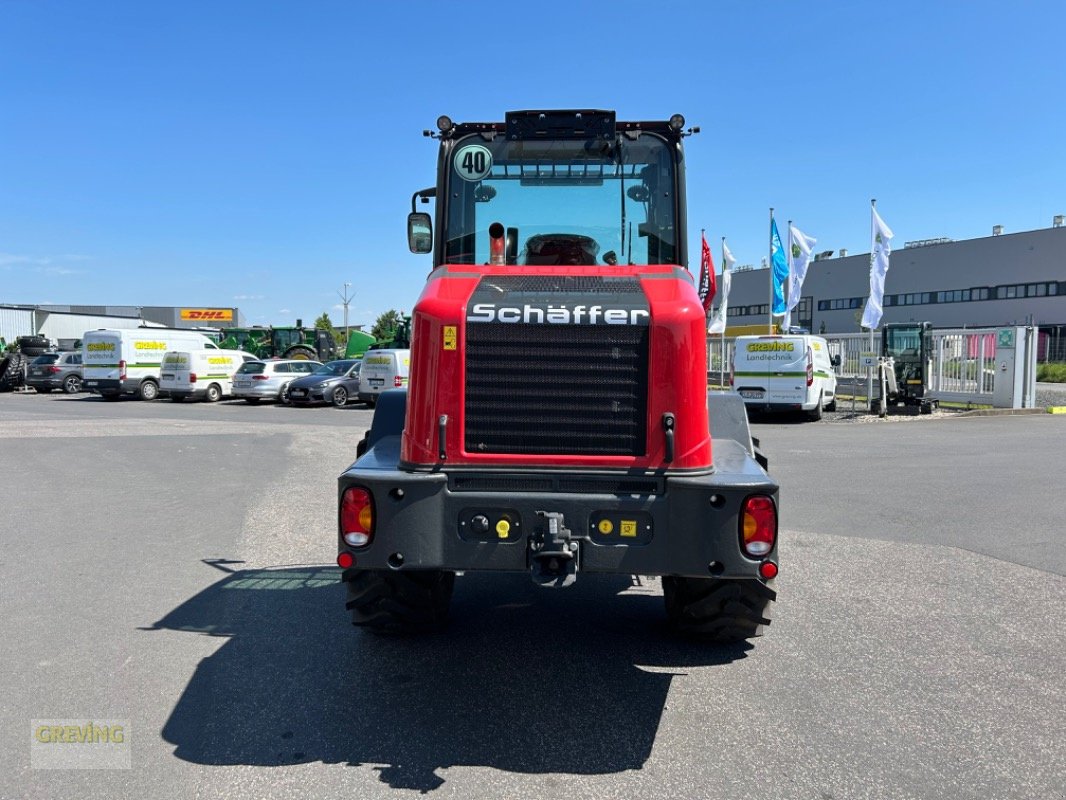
[861,206,895,329]
[786,224,817,313]
[708,242,735,334]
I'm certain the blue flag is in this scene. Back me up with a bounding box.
[770,217,789,315]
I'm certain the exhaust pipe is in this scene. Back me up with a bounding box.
[488,222,506,266]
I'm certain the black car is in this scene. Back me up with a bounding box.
[26,352,83,394]
[286,359,362,407]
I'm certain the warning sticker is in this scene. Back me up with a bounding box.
[443,326,457,350]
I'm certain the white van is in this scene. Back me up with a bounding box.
[160,349,255,402]
[82,328,219,401]
[357,349,410,407]
[731,334,839,420]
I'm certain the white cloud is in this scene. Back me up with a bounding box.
[0,253,50,267]
[278,308,291,314]
[233,294,265,301]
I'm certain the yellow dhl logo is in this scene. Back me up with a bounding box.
[746,342,795,352]
[180,309,233,321]
[86,343,115,352]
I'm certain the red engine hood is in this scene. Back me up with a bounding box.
[400,264,712,471]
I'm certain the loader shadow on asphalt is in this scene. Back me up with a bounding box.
[149,563,750,792]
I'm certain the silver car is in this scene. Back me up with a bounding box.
[231,359,321,404]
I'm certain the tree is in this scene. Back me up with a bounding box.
[371,309,403,343]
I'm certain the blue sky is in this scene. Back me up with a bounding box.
[2,0,1063,328]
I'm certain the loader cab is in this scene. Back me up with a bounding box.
[408,110,692,270]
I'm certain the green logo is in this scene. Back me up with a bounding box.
[791,243,801,258]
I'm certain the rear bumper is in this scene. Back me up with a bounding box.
[338,436,779,580]
[26,377,64,390]
[232,385,281,399]
[83,378,126,394]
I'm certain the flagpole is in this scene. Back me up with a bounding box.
[720,236,727,388]
[768,208,774,333]
[868,198,877,410]
[786,219,793,332]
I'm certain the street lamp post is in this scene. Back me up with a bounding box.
[338,282,354,340]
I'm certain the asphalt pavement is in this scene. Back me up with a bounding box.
[1,392,1063,799]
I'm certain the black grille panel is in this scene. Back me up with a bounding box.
[465,323,649,455]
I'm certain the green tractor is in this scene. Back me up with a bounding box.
[218,321,337,362]
[342,315,412,358]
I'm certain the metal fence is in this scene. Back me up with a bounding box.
[707,327,1003,405]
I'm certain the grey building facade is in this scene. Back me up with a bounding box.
[721,225,1065,341]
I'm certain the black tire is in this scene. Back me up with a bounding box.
[807,392,824,421]
[825,398,837,412]
[344,569,455,633]
[331,386,348,408]
[662,577,776,643]
[63,374,82,394]
[205,384,222,403]
[138,380,159,401]
[283,346,317,361]
[0,353,27,390]
[278,384,291,404]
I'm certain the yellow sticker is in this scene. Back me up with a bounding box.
[443,326,457,351]
[495,519,510,538]
[598,519,614,535]
[620,520,637,537]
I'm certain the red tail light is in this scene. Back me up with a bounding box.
[394,375,403,387]
[48,366,62,374]
[340,487,375,548]
[806,347,814,387]
[189,372,197,383]
[740,495,777,558]
[252,375,269,380]
[119,359,127,380]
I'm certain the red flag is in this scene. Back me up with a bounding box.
[698,233,716,313]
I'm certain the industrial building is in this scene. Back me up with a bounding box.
[0,304,245,348]
[720,222,1065,357]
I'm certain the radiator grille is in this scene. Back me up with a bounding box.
[465,323,649,455]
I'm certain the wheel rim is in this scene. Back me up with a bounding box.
[142,382,158,400]
[207,385,220,402]
[334,387,347,406]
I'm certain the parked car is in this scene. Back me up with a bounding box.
[26,352,83,394]
[231,359,321,404]
[287,359,362,407]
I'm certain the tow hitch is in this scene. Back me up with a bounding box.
[529,511,581,588]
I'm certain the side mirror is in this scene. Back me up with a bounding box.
[407,212,432,254]
[831,354,842,368]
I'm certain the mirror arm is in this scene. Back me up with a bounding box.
[411,187,436,214]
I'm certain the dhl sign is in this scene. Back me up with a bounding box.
[180,308,233,322]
